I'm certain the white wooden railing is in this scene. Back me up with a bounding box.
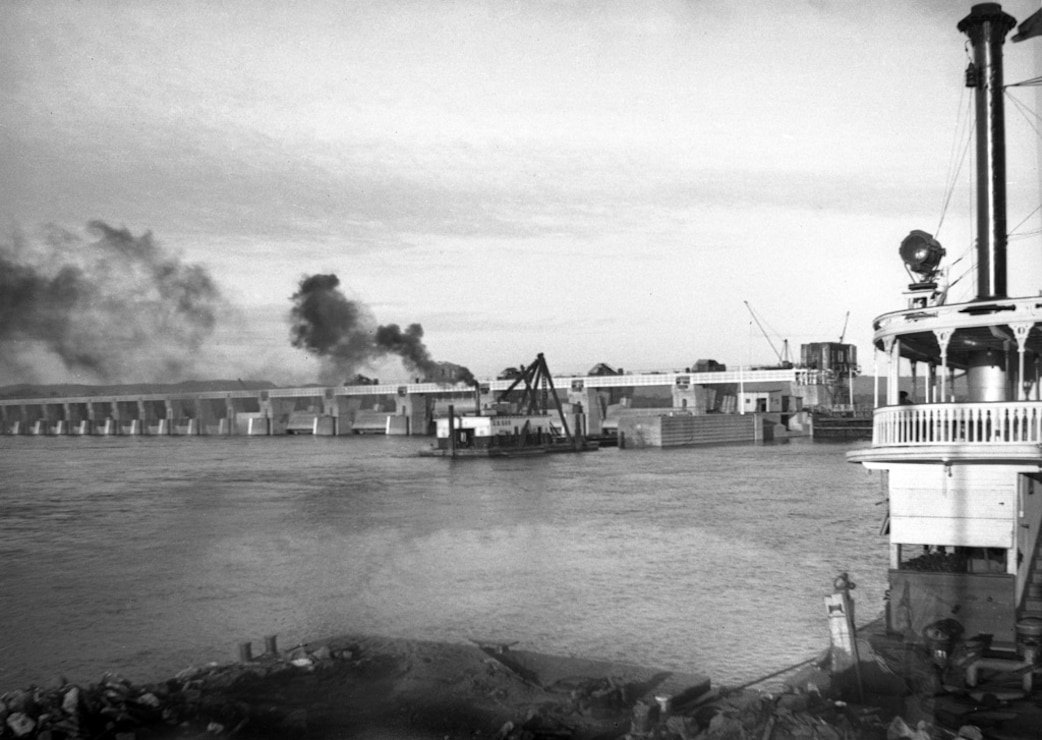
[874,402,1042,446]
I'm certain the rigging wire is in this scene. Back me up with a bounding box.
[933,67,977,303]
[936,80,975,236]
[1005,90,1042,146]
[1009,205,1042,238]
[937,42,977,234]
[1006,75,1042,87]
[1004,89,1042,243]
[926,60,1042,301]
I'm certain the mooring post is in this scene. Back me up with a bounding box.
[824,572,863,702]
[448,404,456,457]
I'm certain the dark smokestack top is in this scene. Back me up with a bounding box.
[959,3,1016,300]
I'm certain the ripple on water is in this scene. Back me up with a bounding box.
[0,436,887,688]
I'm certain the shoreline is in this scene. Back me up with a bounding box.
[7,627,1036,739]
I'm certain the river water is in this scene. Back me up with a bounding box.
[0,434,887,691]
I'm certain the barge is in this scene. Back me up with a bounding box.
[810,411,873,441]
[421,410,596,457]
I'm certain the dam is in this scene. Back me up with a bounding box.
[0,367,823,438]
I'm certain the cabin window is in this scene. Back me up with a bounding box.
[897,545,1007,573]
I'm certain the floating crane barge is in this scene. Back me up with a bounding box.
[848,3,1042,692]
[420,353,599,458]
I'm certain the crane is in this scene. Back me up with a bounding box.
[743,301,791,367]
[838,311,850,344]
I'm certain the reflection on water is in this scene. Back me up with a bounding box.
[0,435,886,689]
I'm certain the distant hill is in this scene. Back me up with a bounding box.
[0,379,278,400]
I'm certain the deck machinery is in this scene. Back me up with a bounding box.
[848,3,1042,685]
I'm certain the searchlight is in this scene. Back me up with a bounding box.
[899,230,945,286]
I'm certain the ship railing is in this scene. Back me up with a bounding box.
[874,402,1042,446]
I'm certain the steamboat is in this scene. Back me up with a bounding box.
[848,2,1042,692]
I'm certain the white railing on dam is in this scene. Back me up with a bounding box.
[873,402,1042,446]
[0,367,807,408]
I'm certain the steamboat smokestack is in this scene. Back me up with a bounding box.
[958,3,1016,300]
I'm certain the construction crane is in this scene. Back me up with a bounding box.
[743,301,792,367]
[838,311,850,344]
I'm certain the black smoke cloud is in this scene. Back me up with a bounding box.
[0,221,223,383]
[288,274,376,372]
[289,273,474,385]
[373,323,436,378]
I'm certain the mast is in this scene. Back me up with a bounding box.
[958,3,1017,301]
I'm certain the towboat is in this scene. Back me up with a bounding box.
[848,2,1042,685]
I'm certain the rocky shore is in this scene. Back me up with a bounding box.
[1,632,1039,740]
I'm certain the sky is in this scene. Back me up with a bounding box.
[4,0,1042,386]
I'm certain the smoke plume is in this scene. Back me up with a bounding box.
[0,221,224,383]
[289,274,375,373]
[289,273,474,385]
[374,323,436,378]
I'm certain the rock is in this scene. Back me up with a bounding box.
[182,687,203,707]
[281,708,307,730]
[101,672,131,687]
[705,713,745,740]
[61,685,81,715]
[665,714,698,739]
[775,693,812,713]
[6,711,36,737]
[50,716,82,736]
[887,716,935,740]
[725,690,767,714]
[3,689,33,715]
[630,699,659,734]
[785,664,834,697]
[136,691,161,708]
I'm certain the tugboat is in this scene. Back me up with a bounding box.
[420,353,599,458]
[848,3,1042,700]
